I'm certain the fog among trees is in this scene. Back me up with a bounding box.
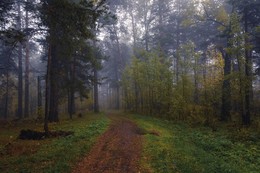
[0,0,260,128]
[1,1,260,172]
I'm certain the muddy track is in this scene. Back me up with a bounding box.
[72,115,143,173]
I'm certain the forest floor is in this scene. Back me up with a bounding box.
[0,113,110,173]
[0,112,259,173]
[72,114,145,173]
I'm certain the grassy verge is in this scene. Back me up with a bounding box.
[129,114,260,173]
[0,113,110,173]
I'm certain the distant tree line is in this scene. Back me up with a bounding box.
[101,0,260,126]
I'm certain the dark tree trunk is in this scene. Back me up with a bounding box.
[202,52,208,104]
[18,44,23,119]
[134,82,138,112]
[48,45,59,122]
[175,0,182,85]
[114,25,121,110]
[145,31,149,51]
[93,67,99,113]
[17,0,23,119]
[24,5,30,117]
[68,58,76,119]
[158,1,163,49]
[37,76,42,117]
[116,85,120,109]
[194,55,199,104]
[114,57,120,110]
[243,7,252,125]
[237,54,246,125]
[49,84,59,122]
[175,20,180,84]
[130,11,137,50]
[4,71,9,120]
[68,90,70,114]
[220,46,232,122]
[44,45,51,135]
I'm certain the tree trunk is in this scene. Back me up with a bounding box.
[175,20,180,84]
[93,67,99,113]
[44,45,51,135]
[114,25,121,110]
[48,45,59,122]
[175,0,182,84]
[68,58,76,119]
[220,46,232,121]
[17,0,23,119]
[243,7,252,125]
[143,1,149,51]
[49,84,59,122]
[158,1,163,49]
[237,54,246,125]
[130,9,137,52]
[4,70,9,120]
[194,55,199,104]
[37,76,42,117]
[24,3,30,117]
[134,82,138,112]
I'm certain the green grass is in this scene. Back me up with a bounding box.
[129,114,260,173]
[0,113,110,173]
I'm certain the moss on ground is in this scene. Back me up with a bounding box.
[129,114,260,173]
[0,113,109,173]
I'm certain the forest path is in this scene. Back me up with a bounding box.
[72,113,143,173]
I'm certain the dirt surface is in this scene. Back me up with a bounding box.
[72,115,143,173]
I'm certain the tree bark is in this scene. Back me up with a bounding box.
[44,45,51,134]
[194,55,199,104]
[24,2,30,117]
[4,69,9,120]
[114,25,121,110]
[220,46,232,121]
[48,45,59,122]
[243,7,252,125]
[17,0,23,119]
[37,76,42,117]
[158,0,163,49]
[175,20,180,84]
[130,9,137,52]
[93,67,99,113]
[68,58,76,118]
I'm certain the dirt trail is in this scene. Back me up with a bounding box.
[72,115,143,173]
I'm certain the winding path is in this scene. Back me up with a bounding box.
[72,115,143,173]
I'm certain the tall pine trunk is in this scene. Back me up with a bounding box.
[115,28,121,110]
[48,45,59,122]
[4,69,9,120]
[243,7,252,125]
[93,67,99,113]
[44,45,51,134]
[24,3,30,117]
[68,58,76,118]
[220,45,232,121]
[194,54,199,104]
[17,0,23,119]
[37,76,42,117]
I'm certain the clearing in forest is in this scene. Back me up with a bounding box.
[72,115,143,173]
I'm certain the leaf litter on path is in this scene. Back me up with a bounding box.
[72,115,146,173]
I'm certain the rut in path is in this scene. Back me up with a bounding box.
[72,117,143,173]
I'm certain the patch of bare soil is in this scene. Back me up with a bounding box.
[72,117,143,173]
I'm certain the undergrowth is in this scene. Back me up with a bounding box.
[129,114,260,173]
[0,113,109,173]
